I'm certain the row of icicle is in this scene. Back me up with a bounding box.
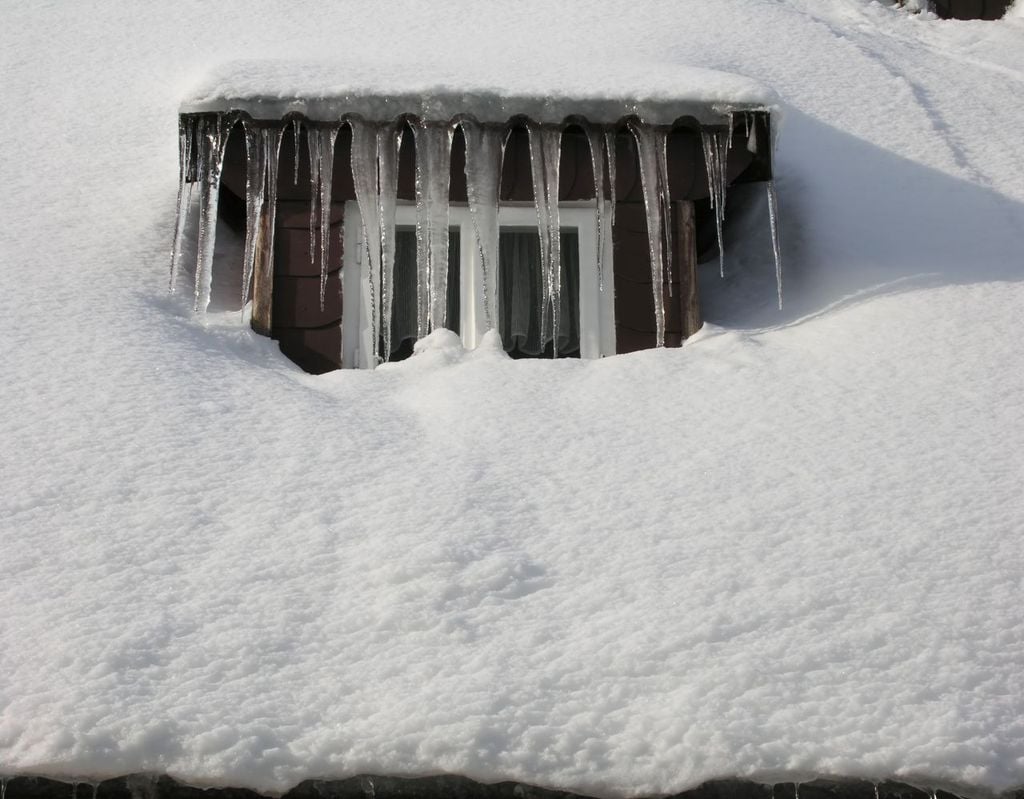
[169,112,783,365]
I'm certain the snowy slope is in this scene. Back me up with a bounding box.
[1,1,1023,797]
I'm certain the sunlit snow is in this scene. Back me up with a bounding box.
[1,1,1023,797]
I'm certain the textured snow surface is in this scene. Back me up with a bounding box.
[2,1,1024,797]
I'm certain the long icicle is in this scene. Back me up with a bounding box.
[318,126,339,310]
[241,120,268,308]
[766,179,783,310]
[657,128,673,297]
[194,113,228,313]
[413,122,430,338]
[629,120,668,347]
[169,115,195,293]
[527,122,562,356]
[542,128,562,355]
[604,129,617,238]
[292,119,302,185]
[526,124,551,346]
[413,121,454,333]
[263,127,283,286]
[377,122,403,360]
[350,118,382,365]
[701,126,730,278]
[584,123,607,294]
[604,130,617,296]
[461,119,505,331]
[307,126,322,277]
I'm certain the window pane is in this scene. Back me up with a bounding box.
[446,229,460,333]
[499,230,580,358]
[387,228,459,361]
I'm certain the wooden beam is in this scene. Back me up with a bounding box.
[250,199,274,336]
[676,200,701,338]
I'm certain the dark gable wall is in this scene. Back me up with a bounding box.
[931,0,1012,18]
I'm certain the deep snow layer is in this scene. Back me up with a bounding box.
[1,1,1024,797]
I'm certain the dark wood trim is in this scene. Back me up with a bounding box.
[675,200,701,338]
[251,201,274,336]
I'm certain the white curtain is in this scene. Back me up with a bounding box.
[387,228,579,358]
[388,229,460,355]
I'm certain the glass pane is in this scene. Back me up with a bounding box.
[498,230,580,358]
[385,228,459,362]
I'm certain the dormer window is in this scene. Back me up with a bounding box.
[170,64,781,372]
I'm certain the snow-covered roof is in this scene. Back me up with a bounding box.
[4,2,1024,798]
[180,60,779,126]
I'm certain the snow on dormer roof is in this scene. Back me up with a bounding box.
[180,58,779,126]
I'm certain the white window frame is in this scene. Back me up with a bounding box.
[342,201,615,368]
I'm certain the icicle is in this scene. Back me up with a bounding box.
[766,179,783,309]
[350,118,382,364]
[169,115,196,293]
[526,122,563,356]
[317,127,339,310]
[262,127,283,296]
[657,127,673,296]
[377,122,403,360]
[584,124,608,294]
[307,126,322,277]
[413,121,454,333]
[292,119,302,185]
[527,123,551,345]
[604,130,618,293]
[461,119,505,330]
[701,127,730,278]
[412,125,429,338]
[241,121,268,308]
[604,130,617,236]
[629,120,671,347]
[194,113,228,313]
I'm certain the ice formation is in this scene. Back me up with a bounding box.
[350,117,383,363]
[604,129,618,260]
[291,119,302,185]
[630,120,672,347]
[377,123,403,360]
[169,107,780,361]
[583,123,609,294]
[169,116,196,293]
[414,121,455,334]
[193,114,228,313]
[767,179,783,310]
[241,121,267,306]
[701,126,731,278]
[526,122,563,355]
[461,119,506,330]
[319,128,339,310]
[307,126,321,282]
